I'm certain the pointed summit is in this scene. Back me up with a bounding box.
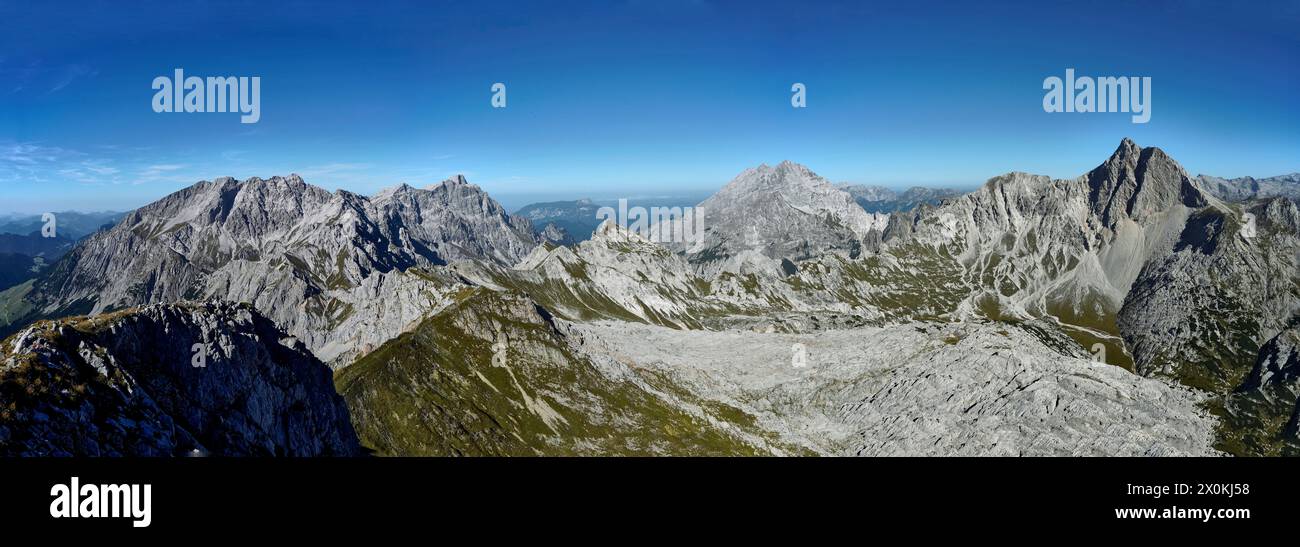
[439,174,471,187]
[1116,137,1140,158]
[1086,138,1206,228]
[685,161,888,269]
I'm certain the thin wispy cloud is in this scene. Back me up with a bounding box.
[84,165,120,176]
[46,64,97,94]
[1,60,98,95]
[134,164,192,184]
[1,142,80,166]
[0,142,85,184]
[301,163,373,177]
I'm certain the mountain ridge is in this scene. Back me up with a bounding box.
[0,173,538,365]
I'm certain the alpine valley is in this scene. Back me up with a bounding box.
[3,139,1298,456]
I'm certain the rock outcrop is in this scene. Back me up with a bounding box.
[0,302,362,456]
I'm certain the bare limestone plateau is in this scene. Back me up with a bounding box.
[566,320,1217,456]
[2,139,1298,456]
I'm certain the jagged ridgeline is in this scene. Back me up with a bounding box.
[2,139,1298,456]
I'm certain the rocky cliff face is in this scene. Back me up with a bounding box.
[1218,327,1300,456]
[0,302,361,456]
[871,139,1299,394]
[1119,196,1300,392]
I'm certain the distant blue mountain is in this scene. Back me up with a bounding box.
[0,210,126,240]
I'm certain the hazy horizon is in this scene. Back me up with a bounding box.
[1,150,1294,216]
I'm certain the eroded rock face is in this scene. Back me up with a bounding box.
[1218,327,1300,455]
[0,302,361,456]
[1119,197,1300,392]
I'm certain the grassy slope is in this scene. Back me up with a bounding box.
[335,289,772,456]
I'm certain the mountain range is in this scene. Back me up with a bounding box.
[837,183,967,213]
[1195,173,1300,203]
[0,214,113,295]
[2,140,1298,456]
[0,211,125,241]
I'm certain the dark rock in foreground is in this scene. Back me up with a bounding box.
[0,302,361,456]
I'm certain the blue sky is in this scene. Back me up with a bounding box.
[1,0,1297,213]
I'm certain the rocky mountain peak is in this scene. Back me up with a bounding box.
[1115,137,1140,160]
[436,174,473,189]
[1086,138,1207,228]
[720,160,823,194]
[684,161,888,268]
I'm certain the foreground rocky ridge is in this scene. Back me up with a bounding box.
[0,302,361,456]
